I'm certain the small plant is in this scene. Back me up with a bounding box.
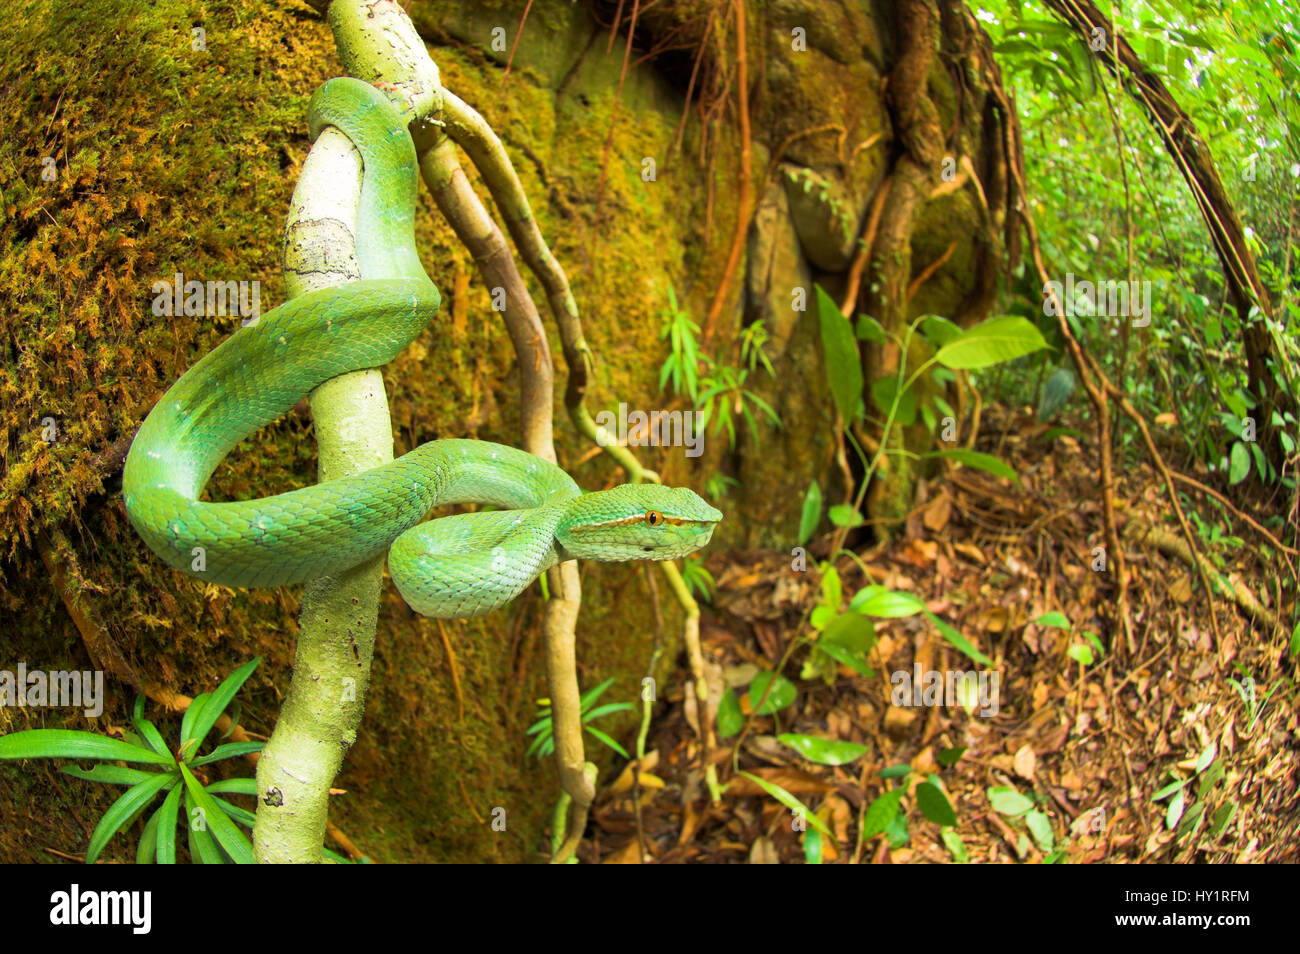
[0,658,324,864]
[987,782,1061,861]
[680,554,716,602]
[526,677,635,760]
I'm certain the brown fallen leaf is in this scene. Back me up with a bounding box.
[1013,743,1037,780]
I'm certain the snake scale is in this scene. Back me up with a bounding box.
[123,78,721,619]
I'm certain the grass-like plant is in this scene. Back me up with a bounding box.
[0,658,342,863]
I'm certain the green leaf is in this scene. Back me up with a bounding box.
[878,763,911,780]
[137,805,160,865]
[815,612,877,677]
[778,733,869,766]
[1228,441,1250,485]
[937,746,966,768]
[204,777,258,797]
[856,314,887,344]
[816,284,864,421]
[1033,612,1071,629]
[716,688,744,739]
[934,316,1048,370]
[184,789,223,865]
[131,696,170,758]
[1289,622,1300,659]
[1067,644,1095,666]
[737,771,833,838]
[189,741,265,767]
[749,671,797,716]
[1024,809,1055,852]
[941,827,969,863]
[579,678,617,714]
[797,480,822,546]
[872,376,916,426]
[925,611,993,666]
[851,586,925,618]
[0,729,174,766]
[1152,779,1186,801]
[827,504,864,528]
[802,825,823,864]
[820,565,842,612]
[1207,801,1237,839]
[583,725,629,759]
[179,764,254,864]
[85,771,177,863]
[987,786,1033,816]
[920,315,963,347]
[1039,367,1071,423]
[184,658,260,755]
[928,448,1020,484]
[861,789,905,839]
[1166,787,1186,829]
[60,763,160,786]
[213,796,257,829]
[1195,741,1218,775]
[155,783,182,864]
[916,776,958,827]
[885,809,910,848]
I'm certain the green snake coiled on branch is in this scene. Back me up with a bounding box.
[123,78,721,619]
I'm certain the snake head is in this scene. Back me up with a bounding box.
[556,485,723,563]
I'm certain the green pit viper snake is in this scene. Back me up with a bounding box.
[123,77,722,619]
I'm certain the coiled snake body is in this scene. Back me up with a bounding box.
[123,78,721,619]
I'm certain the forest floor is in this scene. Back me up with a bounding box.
[583,407,1299,864]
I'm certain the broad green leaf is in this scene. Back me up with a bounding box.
[928,448,1020,484]
[1067,644,1095,666]
[937,746,966,767]
[797,480,822,546]
[803,825,824,864]
[1228,441,1250,485]
[61,764,161,786]
[1033,612,1071,629]
[987,786,1033,816]
[1207,801,1236,839]
[861,789,905,839]
[737,771,833,838]
[916,777,958,827]
[934,316,1048,370]
[816,284,864,421]
[1195,741,1218,775]
[1152,779,1186,801]
[179,764,254,864]
[871,376,916,426]
[941,827,969,863]
[777,733,868,766]
[878,763,912,780]
[851,586,925,618]
[716,688,744,739]
[749,671,797,716]
[815,612,877,677]
[85,771,176,863]
[155,783,182,864]
[827,504,864,528]
[885,809,910,848]
[0,729,174,766]
[1166,787,1186,830]
[856,314,887,344]
[1024,809,1055,852]
[820,565,842,612]
[184,658,260,755]
[920,315,963,347]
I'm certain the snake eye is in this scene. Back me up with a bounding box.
[645,510,664,527]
